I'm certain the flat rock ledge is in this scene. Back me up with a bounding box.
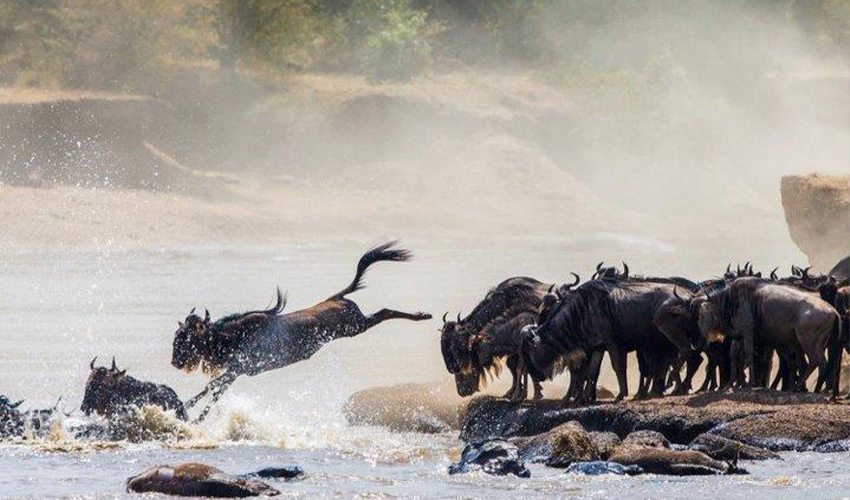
[460,390,850,452]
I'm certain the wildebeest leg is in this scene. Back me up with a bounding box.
[681,351,703,394]
[189,372,239,423]
[503,357,519,399]
[635,352,649,400]
[563,367,583,402]
[797,324,829,393]
[509,358,528,403]
[579,350,604,404]
[609,346,629,402]
[531,376,544,401]
[725,340,742,390]
[364,309,431,328]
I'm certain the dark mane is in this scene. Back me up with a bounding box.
[709,277,768,331]
[212,287,286,330]
[537,279,615,356]
[628,275,700,292]
[460,277,548,334]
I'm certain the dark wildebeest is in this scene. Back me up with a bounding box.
[524,278,688,402]
[439,276,554,400]
[82,358,188,420]
[694,278,840,395]
[0,395,24,438]
[173,241,431,421]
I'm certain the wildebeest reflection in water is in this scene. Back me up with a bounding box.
[172,241,432,421]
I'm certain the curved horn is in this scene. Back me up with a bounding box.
[726,264,731,274]
[802,266,812,279]
[11,400,23,409]
[190,307,196,315]
[442,312,448,324]
[622,262,629,278]
[89,356,97,370]
[204,309,210,322]
[111,357,116,371]
[457,313,461,323]
[569,272,580,288]
[596,261,604,271]
[673,286,683,301]
[770,267,778,280]
[547,283,555,294]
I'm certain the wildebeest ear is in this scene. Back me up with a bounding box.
[118,370,126,377]
[178,321,184,328]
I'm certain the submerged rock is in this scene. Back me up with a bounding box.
[448,440,530,478]
[689,433,780,461]
[126,463,280,497]
[247,466,304,480]
[565,460,644,476]
[608,445,746,476]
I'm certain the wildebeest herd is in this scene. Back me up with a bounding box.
[1,242,849,441]
[440,261,850,404]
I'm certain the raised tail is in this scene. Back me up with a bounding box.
[330,241,411,300]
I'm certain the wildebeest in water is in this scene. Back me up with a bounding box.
[173,241,431,421]
[81,357,188,421]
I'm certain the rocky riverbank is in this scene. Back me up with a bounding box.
[461,390,850,453]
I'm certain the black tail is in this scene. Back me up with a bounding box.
[330,241,411,300]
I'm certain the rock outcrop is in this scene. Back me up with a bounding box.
[781,174,849,272]
[461,390,850,452]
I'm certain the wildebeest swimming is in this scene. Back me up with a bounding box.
[172,241,431,420]
[82,357,188,420]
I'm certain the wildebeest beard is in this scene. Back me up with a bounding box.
[441,278,552,396]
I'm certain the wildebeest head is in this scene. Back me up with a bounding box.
[171,307,211,373]
[538,274,580,324]
[439,312,469,373]
[653,287,705,350]
[81,357,128,417]
[439,312,483,396]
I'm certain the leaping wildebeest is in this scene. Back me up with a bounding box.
[172,241,431,421]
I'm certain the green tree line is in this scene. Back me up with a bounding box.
[0,0,846,91]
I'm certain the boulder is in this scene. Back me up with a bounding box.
[564,461,643,476]
[588,432,621,460]
[709,404,850,451]
[546,422,600,467]
[343,380,462,433]
[608,445,746,476]
[689,433,780,461]
[247,466,303,480]
[781,174,849,271]
[621,430,670,449]
[448,440,530,478]
[126,463,280,497]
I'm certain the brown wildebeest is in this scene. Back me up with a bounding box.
[172,241,431,421]
[82,357,187,420]
[697,278,840,395]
